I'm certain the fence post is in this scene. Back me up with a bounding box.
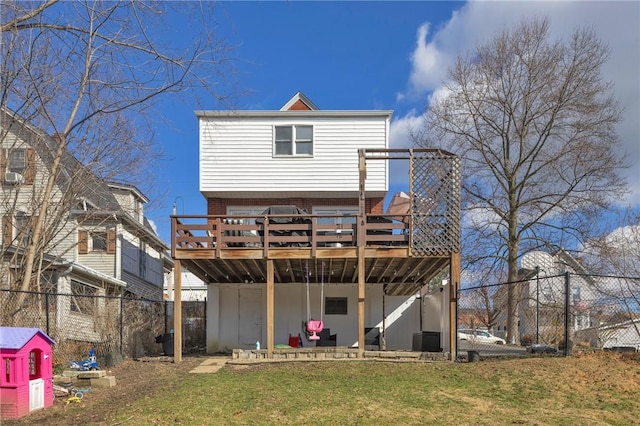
[45,292,50,335]
[165,300,169,334]
[120,296,124,357]
[564,272,571,357]
[455,286,459,360]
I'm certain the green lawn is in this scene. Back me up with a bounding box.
[7,352,639,425]
[109,354,638,425]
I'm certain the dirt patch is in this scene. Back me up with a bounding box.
[3,356,204,426]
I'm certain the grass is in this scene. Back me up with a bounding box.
[104,353,638,426]
[7,352,639,425]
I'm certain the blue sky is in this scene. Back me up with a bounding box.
[148,1,640,244]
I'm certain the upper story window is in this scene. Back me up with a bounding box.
[274,125,313,156]
[2,147,35,184]
[78,229,116,254]
[14,213,32,247]
[2,213,36,248]
[8,149,26,173]
[92,232,108,251]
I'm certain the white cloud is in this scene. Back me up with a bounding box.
[409,23,446,94]
[389,109,423,149]
[400,1,640,206]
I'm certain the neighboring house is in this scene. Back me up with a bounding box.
[171,92,461,357]
[0,108,169,343]
[576,319,640,351]
[164,269,207,301]
[519,249,598,343]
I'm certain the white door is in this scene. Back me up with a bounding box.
[29,378,44,411]
[238,288,262,348]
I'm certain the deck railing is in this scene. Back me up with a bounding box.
[172,213,409,254]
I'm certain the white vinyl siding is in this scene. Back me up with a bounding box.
[79,252,116,277]
[200,115,388,196]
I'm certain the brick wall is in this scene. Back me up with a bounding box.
[287,99,312,110]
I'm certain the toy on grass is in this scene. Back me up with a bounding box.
[67,347,99,371]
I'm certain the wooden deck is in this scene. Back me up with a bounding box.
[172,213,451,296]
[170,149,462,361]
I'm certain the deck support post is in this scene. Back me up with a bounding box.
[357,150,366,358]
[358,247,365,358]
[449,252,460,361]
[267,259,275,359]
[173,259,183,363]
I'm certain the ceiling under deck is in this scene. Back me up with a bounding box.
[180,255,450,296]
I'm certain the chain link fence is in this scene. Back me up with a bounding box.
[0,289,206,370]
[457,273,640,360]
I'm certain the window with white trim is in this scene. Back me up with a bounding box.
[14,213,32,247]
[7,148,26,174]
[70,280,97,314]
[92,232,108,251]
[274,125,313,156]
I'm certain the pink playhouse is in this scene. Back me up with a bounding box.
[0,327,55,419]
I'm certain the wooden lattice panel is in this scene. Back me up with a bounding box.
[410,151,461,256]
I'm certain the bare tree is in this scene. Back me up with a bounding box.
[1,1,238,291]
[415,17,627,343]
[586,209,640,276]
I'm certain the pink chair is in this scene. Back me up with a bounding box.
[306,320,324,341]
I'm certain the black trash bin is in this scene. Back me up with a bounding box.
[155,333,174,356]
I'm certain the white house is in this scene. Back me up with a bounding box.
[164,269,207,301]
[171,92,461,358]
[0,107,169,343]
[519,249,598,344]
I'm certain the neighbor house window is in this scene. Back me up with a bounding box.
[92,232,107,251]
[78,229,116,254]
[325,297,348,315]
[14,214,32,247]
[8,149,26,173]
[2,147,35,184]
[70,280,97,314]
[274,125,313,156]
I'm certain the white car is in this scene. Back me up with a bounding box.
[457,329,506,345]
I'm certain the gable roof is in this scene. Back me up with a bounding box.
[0,107,121,212]
[1,107,166,249]
[0,327,55,349]
[280,92,319,111]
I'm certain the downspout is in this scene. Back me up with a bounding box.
[114,221,121,281]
